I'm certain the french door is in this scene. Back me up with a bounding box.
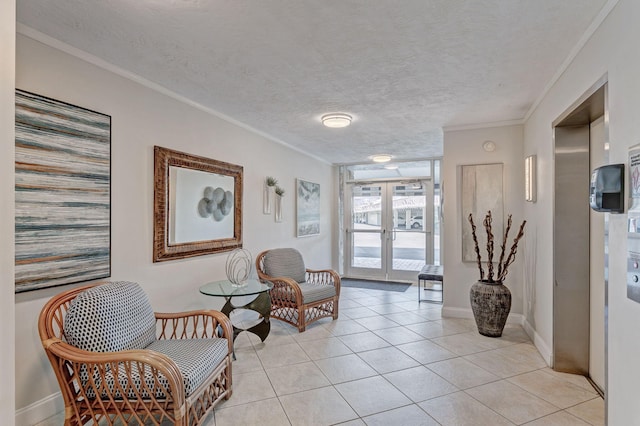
[345,180,433,281]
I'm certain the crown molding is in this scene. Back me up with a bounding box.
[442,119,524,133]
[523,0,620,122]
[16,24,331,166]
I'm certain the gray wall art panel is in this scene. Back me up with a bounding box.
[15,90,111,292]
[461,163,504,263]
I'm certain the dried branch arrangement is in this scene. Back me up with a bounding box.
[468,211,526,283]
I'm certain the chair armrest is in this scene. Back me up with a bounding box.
[264,276,303,304]
[155,310,233,352]
[306,269,341,293]
[43,338,186,413]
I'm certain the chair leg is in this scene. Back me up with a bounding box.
[297,306,306,332]
[225,359,233,400]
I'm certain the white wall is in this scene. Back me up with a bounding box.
[14,33,335,423]
[1,0,16,422]
[589,116,606,391]
[523,0,640,422]
[442,125,525,319]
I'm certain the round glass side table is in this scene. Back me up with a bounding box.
[200,279,272,355]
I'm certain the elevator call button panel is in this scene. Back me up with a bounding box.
[627,145,640,303]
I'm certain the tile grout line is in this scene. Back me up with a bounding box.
[216,287,602,426]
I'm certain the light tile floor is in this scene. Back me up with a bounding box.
[37,285,604,426]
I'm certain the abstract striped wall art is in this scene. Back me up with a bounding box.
[15,90,111,292]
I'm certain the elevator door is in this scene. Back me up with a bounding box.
[553,82,607,394]
[554,125,590,375]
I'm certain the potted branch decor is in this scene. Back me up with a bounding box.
[468,211,526,337]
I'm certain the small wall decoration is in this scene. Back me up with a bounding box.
[154,146,243,262]
[263,176,277,214]
[15,90,111,293]
[296,179,320,237]
[274,185,285,223]
[461,163,504,262]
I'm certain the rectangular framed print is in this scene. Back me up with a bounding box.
[296,179,320,237]
[15,90,111,292]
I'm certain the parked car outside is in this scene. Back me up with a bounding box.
[410,215,423,229]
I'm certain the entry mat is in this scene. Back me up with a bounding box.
[341,278,411,292]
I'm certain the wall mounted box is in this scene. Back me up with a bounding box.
[589,164,625,213]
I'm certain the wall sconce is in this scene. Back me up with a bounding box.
[525,155,537,202]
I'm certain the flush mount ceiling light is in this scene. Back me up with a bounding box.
[371,154,393,163]
[321,113,352,128]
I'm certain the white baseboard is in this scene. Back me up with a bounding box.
[441,306,524,325]
[523,319,553,367]
[441,306,474,319]
[15,391,63,425]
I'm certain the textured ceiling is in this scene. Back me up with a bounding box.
[17,0,608,164]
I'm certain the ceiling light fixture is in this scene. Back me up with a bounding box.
[321,113,352,128]
[371,154,392,163]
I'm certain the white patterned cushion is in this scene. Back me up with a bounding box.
[264,248,306,283]
[299,282,336,304]
[86,338,229,399]
[64,281,156,352]
[146,338,229,395]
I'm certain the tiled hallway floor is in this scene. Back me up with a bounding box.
[38,284,604,426]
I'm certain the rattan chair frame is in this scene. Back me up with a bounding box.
[38,283,233,426]
[256,250,340,332]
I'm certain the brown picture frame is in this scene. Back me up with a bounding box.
[153,146,243,262]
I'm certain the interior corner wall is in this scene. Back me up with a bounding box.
[14,33,335,423]
[442,125,525,318]
[1,0,16,422]
[523,0,640,422]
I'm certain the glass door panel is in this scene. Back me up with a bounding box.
[389,182,430,281]
[348,184,385,275]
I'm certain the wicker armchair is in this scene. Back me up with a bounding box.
[38,281,233,426]
[256,248,340,332]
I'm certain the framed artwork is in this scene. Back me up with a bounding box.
[153,146,243,262]
[15,90,111,293]
[296,179,320,237]
[628,145,640,303]
[461,163,504,262]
